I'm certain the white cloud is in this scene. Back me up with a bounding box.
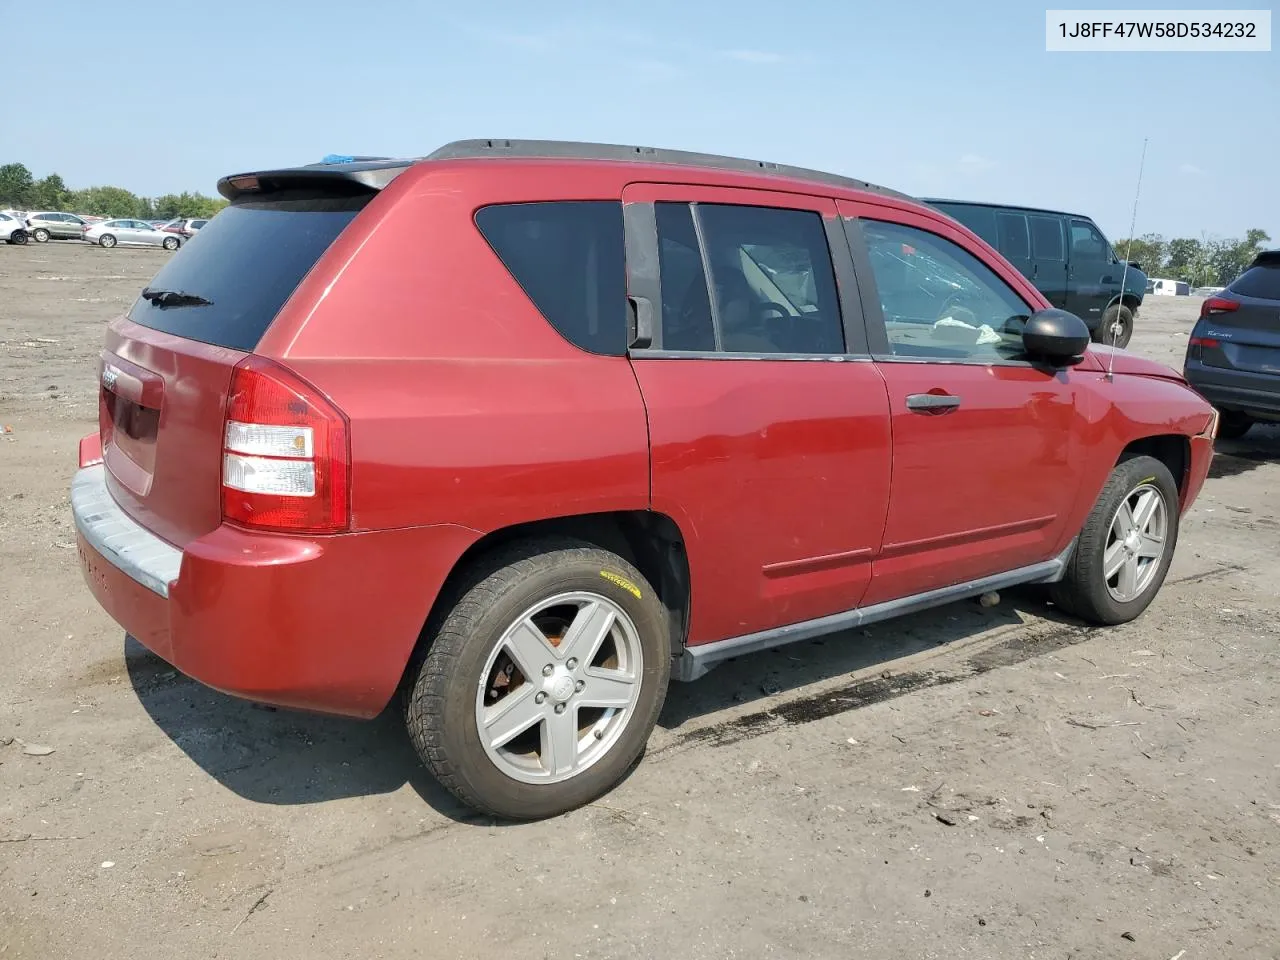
[720,49,787,64]
[1180,162,1204,175]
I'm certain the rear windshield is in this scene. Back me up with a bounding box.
[127,195,368,351]
[1230,264,1280,301]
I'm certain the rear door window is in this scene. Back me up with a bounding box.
[475,201,627,356]
[1230,265,1280,300]
[996,213,1030,260]
[127,196,368,352]
[1029,215,1064,260]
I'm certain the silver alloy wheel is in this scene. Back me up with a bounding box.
[1103,482,1168,602]
[475,591,643,785]
[163,236,179,250]
[99,234,116,248]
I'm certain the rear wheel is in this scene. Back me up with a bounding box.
[1097,303,1134,348]
[406,539,671,820]
[6,230,27,245]
[98,234,116,248]
[1216,409,1253,440]
[31,227,50,243]
[1051,455,1178,625]
[162,236,179,251]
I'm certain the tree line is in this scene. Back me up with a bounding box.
[0,162,227,220]
[1118,229,1271,288]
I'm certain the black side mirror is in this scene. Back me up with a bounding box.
[1022,308,1091,366]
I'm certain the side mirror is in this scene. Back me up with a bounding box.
[1022,308,1091,366]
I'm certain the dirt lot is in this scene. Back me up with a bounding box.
[2,242,1279,960]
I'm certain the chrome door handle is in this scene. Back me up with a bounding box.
[906,393,961,412]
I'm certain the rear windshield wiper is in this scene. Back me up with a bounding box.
[141,287,213,308]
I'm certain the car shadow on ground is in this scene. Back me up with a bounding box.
[128,587,1079,819]
[1208,423,1280,479]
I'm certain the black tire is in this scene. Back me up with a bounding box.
[7,230,27,245]
[31,227,50,243]
[1051,454,1178,625]
[406,538,671,820]
[1096,303,1134,348]
[1215,409,1253,440]
[98,234,116,248]
[162,236,180,251]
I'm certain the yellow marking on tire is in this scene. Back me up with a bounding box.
[600,571,641,599]
[1138,476,1156,485]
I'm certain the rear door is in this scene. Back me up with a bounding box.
[622,183,892,646]
[994,210,1034,287]
[100,192,371,546]
[839,199,1086,603]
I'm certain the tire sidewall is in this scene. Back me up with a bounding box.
[1102,304,1133,348]
[420,552,671,819]
[99,234,115,248]
[163,236,179,250]
[32,228,49,243]
[1077,455,1179,622]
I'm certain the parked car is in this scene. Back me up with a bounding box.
[71,139,1216,820]
[0,211,29,244]
[25,211,88,242]
[83,218,182,250]
[160,217,209,238]
[1149,278,1190,296]
[1183,250,1280,438]
[1191,285,1225,297]
[924,199,1146,348]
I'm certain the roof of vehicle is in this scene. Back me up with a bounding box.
[1249,249,1280,267]
[922,197,1097,223]
[218,138,914,204]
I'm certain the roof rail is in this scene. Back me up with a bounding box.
[425,138,912,201]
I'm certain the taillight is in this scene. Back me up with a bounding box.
[1188,336,1220,349]
[1200,296,1239,317]
[221,357,350,533]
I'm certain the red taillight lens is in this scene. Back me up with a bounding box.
[1200,296,1239,317]
[1188,336,1220,348]
[221,357,350,534]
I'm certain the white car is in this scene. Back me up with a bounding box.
[83,218,181,250]
[0,211,29,245]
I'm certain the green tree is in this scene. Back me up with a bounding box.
[1164,237,1202,278]
[70,185,148,218]
[31,173,71,211]
[154,191,227,220]
[1118,233,1166,275]
[0,162,36,207]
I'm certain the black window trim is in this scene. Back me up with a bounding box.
[625,197,871,361]
[843,215,1047,369]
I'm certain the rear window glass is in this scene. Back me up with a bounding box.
[931,204,999,249]
[996,213,1030,260]
[475,201,627,356]
[1230,265,1280,300]
[127,196,367,352]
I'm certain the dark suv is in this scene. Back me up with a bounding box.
[925,200,1146,348]
[72,139,1214,820]
[1184,250,1280,437]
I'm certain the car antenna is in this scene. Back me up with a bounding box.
[1108,136,1148,382]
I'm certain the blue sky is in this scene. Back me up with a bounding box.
[2,0,1275,241]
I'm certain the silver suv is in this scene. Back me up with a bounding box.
[26,211,88,242]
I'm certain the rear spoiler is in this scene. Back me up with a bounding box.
[1249,249,1280,268]
[217,159,418,202]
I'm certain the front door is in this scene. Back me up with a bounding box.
[839,199,1088,605]
[1065,218,1119,324]
[622,183,893,646]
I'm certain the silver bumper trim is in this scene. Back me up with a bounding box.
[71,464,181,598]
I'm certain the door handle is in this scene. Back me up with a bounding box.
[906,393,961,413]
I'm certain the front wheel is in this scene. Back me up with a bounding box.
[1216,409,1253,440]
[1051,454,1178,625]
[162,236,179,251]
[31,227,50,243]
[98,234,116,248]
[406,539,671,820]
[1097,303,1134,348]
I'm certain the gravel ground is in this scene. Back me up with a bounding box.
[2,242,1279,960]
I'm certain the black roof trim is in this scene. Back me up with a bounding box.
[1249,249,1280,268]
[218,139,912,203]
[922,197,1094,222]
[425,139,912,201]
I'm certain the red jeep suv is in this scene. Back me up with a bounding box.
[73,139,1216,819]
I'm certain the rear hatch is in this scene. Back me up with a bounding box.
[1196,255,1280,377]
[99,177,390,547]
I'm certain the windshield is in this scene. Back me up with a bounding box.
[126,196,368,351]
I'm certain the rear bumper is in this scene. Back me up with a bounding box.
[72,463,480,718]
[1185,364,1280,420]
